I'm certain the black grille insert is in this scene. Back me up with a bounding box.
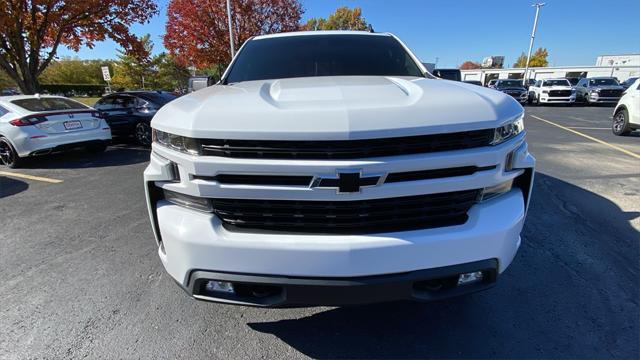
[385,165,496,183]
[548,90,572,97]
[213,189,480,234]
[598,89,623,97]
[200,129,495,159]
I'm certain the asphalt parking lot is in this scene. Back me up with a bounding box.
[1,105,638,359]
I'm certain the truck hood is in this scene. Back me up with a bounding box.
[153,76,523,140]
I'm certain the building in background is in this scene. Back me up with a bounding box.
[595,54,640,67]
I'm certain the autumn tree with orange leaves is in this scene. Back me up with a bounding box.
[0,0,158,94]
[459,61,481,70]
[164,0,303,69]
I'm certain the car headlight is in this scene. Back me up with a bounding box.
[590,88,600,93]
[542,90,549,94]
[571,89,576,94]
[492,115,524,145]
[152,129,201,155]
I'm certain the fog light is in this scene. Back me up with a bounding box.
[205,281,235,294]
[458,271,484,286]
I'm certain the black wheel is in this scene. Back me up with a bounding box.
[583,93,591,106]
[612,108,632,136]
[532,94,540,106]
[0,137,23,168]
[86,142,107,153]
[135,122,152,146]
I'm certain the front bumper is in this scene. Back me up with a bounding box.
[144,134,535,306]
[588,94,621,103]
[540,95,576,103]
[185,259,498,307]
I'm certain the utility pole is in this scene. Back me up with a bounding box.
[226,0,235,58]
[523,3,545,86]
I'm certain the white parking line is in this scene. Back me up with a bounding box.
[0,171,63,184]
[567,127,610,130]
[530,115,640,160]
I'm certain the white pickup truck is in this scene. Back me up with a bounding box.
[144,31,535,307]
[528,78,576,105]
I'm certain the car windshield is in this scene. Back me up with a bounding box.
[624,77,638,84]
[589,78,619,86]
[137,92,178,106]
[11,97,88,112]
[544,80,570,87]
[224,34,424,83]
[497,80,522,87]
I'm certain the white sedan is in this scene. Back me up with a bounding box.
[0,95,112,168]
[612,78,640,136]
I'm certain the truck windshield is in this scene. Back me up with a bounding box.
[224,34,424,83]
[589,78,619,86]
[544,80,570,86]
[497,80,522,87]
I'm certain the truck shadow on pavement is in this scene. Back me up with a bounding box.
[247,173,639,359]
[18,143,149,169]
[0,176,29,198]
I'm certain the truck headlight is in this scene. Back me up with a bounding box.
[492,115,524,145]
[152,129,201,155]
[542,90,549,94]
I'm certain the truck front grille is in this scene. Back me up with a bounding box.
[199,129,495,159]
[212,189,480,234]
[598,89,622,97]
[548,90,572,97]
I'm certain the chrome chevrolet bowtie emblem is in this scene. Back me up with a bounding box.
[312,170,382,194]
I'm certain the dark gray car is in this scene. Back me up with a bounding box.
[575,77,624,105]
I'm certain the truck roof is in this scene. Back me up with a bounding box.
[253,30,389,41]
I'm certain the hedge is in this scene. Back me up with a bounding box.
[40,84,106,97]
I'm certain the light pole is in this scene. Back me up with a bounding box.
[226,0,235,58]
[523,3,545,86]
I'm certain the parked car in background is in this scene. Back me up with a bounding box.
[621,77,639,90]
[528,78,576,105]
[188,76,216,93]
[575,77,625,105]
[94,91,177,145]
[566,77,581,88]
[0,95,111,168]
[523,79,536,90]
[486,79,498,88]
[493,79,528,104]
[612,78,640,136]
[1,88,20,96]
[432,68,461,81]
[463,80,483,86]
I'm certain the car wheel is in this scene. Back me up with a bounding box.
[135,122,152,146]
[86,142,107,153]
[612,109,631,136]
[583,93,590,106]
[0,137,23,168]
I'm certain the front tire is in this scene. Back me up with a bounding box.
[135,122,152,146]
[0,137,24,168]
[583,93,591,106]
[612,109,632,136]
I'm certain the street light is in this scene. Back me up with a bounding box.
[226,0,235,58]
[523,3,545,86]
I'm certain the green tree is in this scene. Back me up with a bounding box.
[513,48,549,68]
[305,7,369,31]
[39,58,107,85]
[152,53,192,91]
[116,34,155,89]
